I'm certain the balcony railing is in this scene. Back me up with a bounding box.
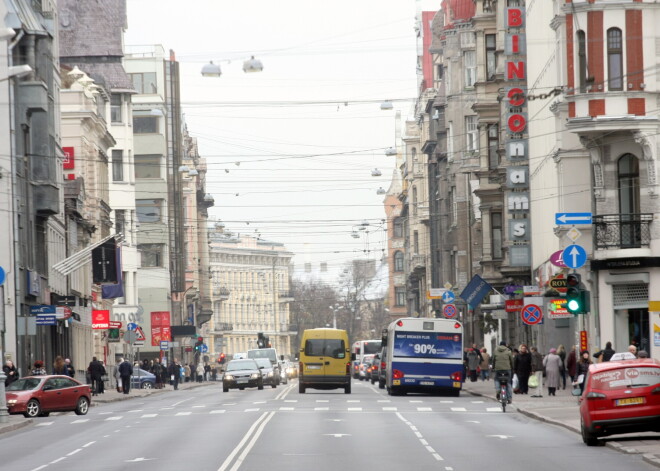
[216,322,233,332]
[593,213,652,249]
[213,286,230,300]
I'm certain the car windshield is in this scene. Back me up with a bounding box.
[247,349,276,363]
[255,359,272,369]
[6,378,42,391]
[305,339,346,358]
[226,360,257,372]
[591,366,660,390]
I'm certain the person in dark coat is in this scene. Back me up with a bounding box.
[118,357,133,394]
[593,341,616,363]
[64,358,75,378]
[152,358,164,389]
[168,358,181,390]
[576,350,591,394]
[88,357,105,396]
[566,345,577,382]
[3,360,19,386]
[466,348,480,382]
[513,344,532,394]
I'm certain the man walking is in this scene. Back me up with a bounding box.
[88,357,105,396]
[118,357,133,394]
[168,358,181,390]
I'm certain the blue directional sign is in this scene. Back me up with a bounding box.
[0,266,5,285]
[36,315,57,326]
[555,212,592,225]
[30,305,56,315]
[127,322,138,331]
[441,290,456,303]
[201,344,209,353]
[562,244,588,269]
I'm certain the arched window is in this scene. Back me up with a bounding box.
[618,153,640,215]
[607,28,623,91]
[393,217,404,238]
[577,30,587,92]
[394,251,404,272]
[412,186,418,216]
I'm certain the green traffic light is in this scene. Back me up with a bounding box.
[567,299,580,311]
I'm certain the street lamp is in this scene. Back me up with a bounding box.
[329,304,344,329]
[201,56,263,77]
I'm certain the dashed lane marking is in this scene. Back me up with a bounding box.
[71,419,89,424]
[450,407,466,412]
[383,407,398,411]
[314,407,329,411]
[105,416,122,421]
[417,407,432,412]
[141,414,158,418]
[175,412,191,416]
[245,408,260,412]
[210,410,226,414]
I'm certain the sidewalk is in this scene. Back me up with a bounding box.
[462,378,660,468]
[0,380,216,436]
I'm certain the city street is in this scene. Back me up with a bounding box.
[0,379,655,471]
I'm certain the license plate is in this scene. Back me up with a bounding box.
[307,365,321,370]
[616,397,644,406]
[453,382,461,388]
[237,379,248,384]
[393,380,401,386]
[420,381,434,386]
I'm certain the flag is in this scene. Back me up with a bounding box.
[101,243,124,299]
[459,275,493,309]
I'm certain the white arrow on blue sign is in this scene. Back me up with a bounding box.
[562,244,588,269]
[441,291,455,303]
[555,212,592,225]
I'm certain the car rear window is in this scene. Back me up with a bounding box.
[305,339,346,358]
[7,378,41,391]
[590,366,660,391]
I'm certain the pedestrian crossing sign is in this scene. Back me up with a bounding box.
[135,326,146,341]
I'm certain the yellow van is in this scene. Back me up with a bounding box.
[298,328,352,394]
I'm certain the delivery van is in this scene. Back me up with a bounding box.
[298,328,352,394]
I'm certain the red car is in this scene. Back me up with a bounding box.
[5,375,92,418]
[579,358,660,446]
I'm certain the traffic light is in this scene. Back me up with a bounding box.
[194,337,203,354]
[564,273,590,314]
[218,353,226,364]
[257,332,265,348]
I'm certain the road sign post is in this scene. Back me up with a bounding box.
[443,304,457,319]
[562,244,587,269]
[521,304,543,325]
[555,212,592,225]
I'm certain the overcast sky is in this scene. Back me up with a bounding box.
[125,0,421,283]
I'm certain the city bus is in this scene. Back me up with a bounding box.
[351,339,382,378]
[384,317,463,396]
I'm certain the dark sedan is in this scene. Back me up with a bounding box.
[255,358,278,388]
[5,375,91,418]
[131,368,156,389]
[222,359,264,392]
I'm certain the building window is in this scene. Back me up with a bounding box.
[110,94,122,123]
[449,187,457,226]
[466,116,478,153]
[446,62,451,94]
[112,149,124,181]
[618,153,640,215]
[464,50,476,87]
[488,124,499,169]
[486,34,497,81]
[136,199,163,223]
[394,251,404,272]
[414,231,419,254]
[447,122,454,161]
[460,32,476,48]
[393,217,404,238]
[395,287,406,307]
[133,116,158,134]
[412,186,418,216]
[577,30,587,93]
[607,28,623,91]
[115,209,125,236]
[130,72,157,94]
[134,154,161,179]
[491,212,503,259]
[139,244,163,267]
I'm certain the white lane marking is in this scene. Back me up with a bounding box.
[445,467,453,470]
[382,407,397,411]
[466,421,481,424]
[324,433,351,438]
[253,401,267,404]
[471,401,484,404]
[314,407,329,411]
[409,400,423,403]
[210,410,226,414]
[395,412,444,462]
[217,412,275,471]
[30,466,47,471]
[105,416,122,421]
[244,408,260,412]
[377,400,391,403]
[171,398,193,407]
[160,407,174,410]
[284,400,297,403]
[414,432,423,438]
[426,446,436,453]
[176,412,191,416]
[192,405,206,408]
[36,422,53,426]
[433,454,444,461]
[347,407,362,411]
[439,400,454,403]
[141,414,158,418]
[279,407,294,411]
[50,457,66,464]
[316,400,329,403]
[486,407,501,412]
[417,407,432,412]
[420,439,428,446]
[346,400,360,403]
[82,441,95,448]
[71,419,89,424]
[450,407,466,412]
[67,449,82,456]
[223,403,237,406]
[128,409,143,413]
[98,411,113,415]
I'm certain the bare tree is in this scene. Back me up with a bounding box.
[289,278,340,353]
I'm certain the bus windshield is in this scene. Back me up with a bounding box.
[392,331,462,360]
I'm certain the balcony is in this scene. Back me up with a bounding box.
[215,322,234,332]
[213,286,230,300]
[411,254,426,271]
[593,214,652,250]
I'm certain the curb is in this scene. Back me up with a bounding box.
[643,454,660,468]
[91,381,216,406]
[0,418,32,435]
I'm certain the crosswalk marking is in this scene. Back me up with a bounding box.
[450,407,466,412]
[245,408,260,412]
[347,407,362,411]
[210,410,226,414]
[486,407,501,412]
[175,412,191,416]
[383,407,398,411]
[279,407,295,411]
[417,407,432,412]
[71,419,89,424]
[141,414,157,418]
[314,407,329,411]
[105,416,122,421]
[36,422,53,426]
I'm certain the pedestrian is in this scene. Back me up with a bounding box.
[556,345,567,389]
[64,358,75,378]
[466,348,480,382]
[638,350,649,358]
[543,347,562,396]
[566,345,577,383]
[479,348,490,381]
[204,362,211,381]
[593,341,615,363]
[3,360,19,386]
[114,359,122,392]
[31,360,47,376]
[196,363,204,383]
[87,357,105,396]
[53,355,67,375]
[530,346,544,398]
[513,344,532,394]
[491,340,514,404]
[576,350,591,393]
[628,344,638,358]
[118,357,133,394]
[152,358,164,389]
[184,364,191,382]
[168,358,181,390]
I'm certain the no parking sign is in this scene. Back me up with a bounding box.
[521,304,543,325]
[443,304,457,319]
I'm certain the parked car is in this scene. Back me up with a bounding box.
[377,348,388,389]
[255,358,278,388]
[5,375,91,418]
[131,368,156,389]
[579,358,660,446]
[358,354,375,381]
[222,359,263,392]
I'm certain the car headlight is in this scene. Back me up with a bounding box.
[224,375,234,381]
[7,399,17,405]
[267,372,273,377]
[250,373,260,379]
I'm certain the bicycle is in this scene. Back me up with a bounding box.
[495,371,511,412]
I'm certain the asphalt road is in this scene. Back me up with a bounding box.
[0,379,654,471]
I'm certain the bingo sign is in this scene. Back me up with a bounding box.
[521,304,543,325]
[443,304,457,319]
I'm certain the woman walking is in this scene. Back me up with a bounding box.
[576,350,592,394]
[543,348,562,396]
[556,344,567,390]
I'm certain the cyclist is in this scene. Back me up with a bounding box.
[491,340,514,404]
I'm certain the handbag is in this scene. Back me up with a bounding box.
[528,374,539,388]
